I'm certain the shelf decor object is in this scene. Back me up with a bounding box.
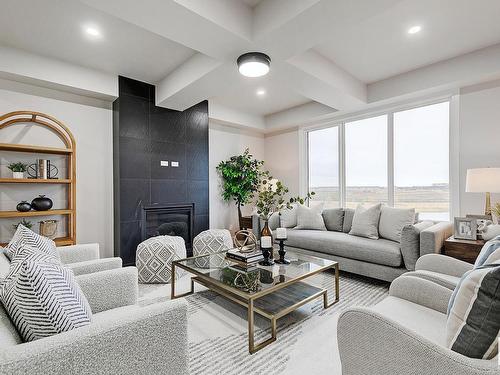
[0,111,76,247]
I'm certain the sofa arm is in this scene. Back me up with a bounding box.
[57,243,99,264]
[0,299,188,375]
[389,274,453,314]
[67,257,122,276]
[415,253,473,278]
[338,307,499,375]
[420,222,453,256]
[400,221,434,270]
[76,267,138,313]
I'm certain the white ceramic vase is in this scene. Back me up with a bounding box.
[12,171,24,179]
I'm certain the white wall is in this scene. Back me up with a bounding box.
[0,80,113,257]
[264,129,300,196]
[209,120,264,231]
[459,81,500,216]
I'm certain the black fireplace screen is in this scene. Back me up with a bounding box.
[141,204,194,254]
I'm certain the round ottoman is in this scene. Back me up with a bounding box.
[193,229,234,268]
[136,235,186,284]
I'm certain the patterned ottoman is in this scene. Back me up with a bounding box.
[193,229,234,268]
[136,235,186,284]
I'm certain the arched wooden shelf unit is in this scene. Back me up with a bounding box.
[0,111,76,246]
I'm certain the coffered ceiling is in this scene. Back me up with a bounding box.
[1,0,500,131]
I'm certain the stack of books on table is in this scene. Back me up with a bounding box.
[226,248,263,265]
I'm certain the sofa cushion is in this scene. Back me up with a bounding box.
[295,204,327,231]
[400,221,434,270]
[6,224,58,260]
[342,208,355,233]
[322,208,344,232]
[280,204,298,228]
[285,229,402,267]
[0,252,92,342]
[447,264,500,359]
[372,296,447,346]
[378,206,415,243]
[349,204,382,240]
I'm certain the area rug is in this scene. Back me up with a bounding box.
[138,271,389,375]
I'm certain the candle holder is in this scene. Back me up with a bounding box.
[259,246,274,266]
[274,239,290,264]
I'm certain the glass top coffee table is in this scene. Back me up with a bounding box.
[171,250,339,354]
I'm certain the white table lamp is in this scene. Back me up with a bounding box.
[465,168,500,216]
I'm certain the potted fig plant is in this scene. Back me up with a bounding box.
[217,149,265,229]
[7,162,27,179]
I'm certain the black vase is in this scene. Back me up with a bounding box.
[31,195,53,211]
[16,201,32,212]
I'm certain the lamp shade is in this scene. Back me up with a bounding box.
[465,168,500,193]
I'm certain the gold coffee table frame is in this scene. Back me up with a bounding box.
[171,251,339,354]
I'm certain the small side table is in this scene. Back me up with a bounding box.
[443,236,485,263]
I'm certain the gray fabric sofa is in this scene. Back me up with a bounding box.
[337,275,500,375]
[253,208,453,282]
[0,244,188,375]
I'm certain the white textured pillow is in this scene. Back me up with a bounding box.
[349,204,382,239]
[277,203,298,228]
[378,206,416,243]
[6,224,58,261]
[0,250,92,342]
[295,204,326,231]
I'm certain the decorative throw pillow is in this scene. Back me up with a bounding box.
[349,204,382,240]
[295,204,326,231]
[0,253,92,342]
[446,264,500,359]
[279,204,298,228]
[322,208,344,232]
[474,235,500,268]
[378,206,416,243]
[3,245,60,284]
[6,224,58,261]
[342,208,355,233]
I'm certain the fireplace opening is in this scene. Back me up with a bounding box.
[141,203,194,256]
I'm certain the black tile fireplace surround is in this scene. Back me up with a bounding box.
[113,76,209,266]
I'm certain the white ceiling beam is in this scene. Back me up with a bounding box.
[287,50,367,108]
[368,43,500,103]
[265,101,336,131]
[0,46,117,100]
[209,101,266,130]
[156,53,221,111]
[173,0,252,41]
[79,0,250,59]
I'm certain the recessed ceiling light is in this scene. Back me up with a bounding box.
[407,25,421,34]
[237,52,271,77]
[83,25,102,39]
[256,89,266,96]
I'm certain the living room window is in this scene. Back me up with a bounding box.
[393,102,450,220]
[307,100,451,219]
[345,115,388,208]
[308,126,340,208]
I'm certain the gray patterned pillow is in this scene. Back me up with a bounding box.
[0,249,92,342]
[3,245,60,284]
[6,225,58,261]
[447,264,500,359]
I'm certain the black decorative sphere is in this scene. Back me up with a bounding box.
[31,195,53,211]
[16,201,32,212]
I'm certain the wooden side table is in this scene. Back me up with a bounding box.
[443,236,485,263]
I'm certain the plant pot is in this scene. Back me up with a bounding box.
[31,195,53,211]
[482,224,500,241]
[12,172,24,179]
[16,201,32,212]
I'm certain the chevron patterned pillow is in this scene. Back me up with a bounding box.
[3,245,60,285]
[0,253,92,342]
[6,224,58,261]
